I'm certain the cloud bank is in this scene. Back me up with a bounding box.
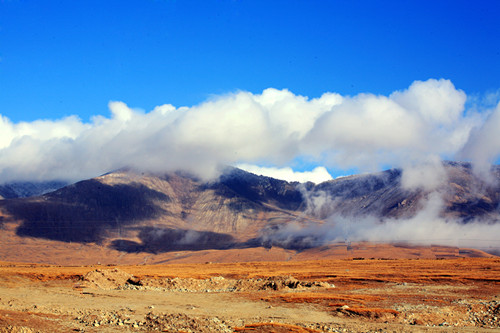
[259,192,500,253]
[459,101,500,178]
[0,79,498,183]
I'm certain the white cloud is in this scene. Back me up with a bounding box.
[331,192,500,249]
[261,191,500,251]
[236,164,333,184]
[459,101,500,178]
[303,79,476,171]
[400,155,447,191]
[0,115,87,150]
[391,79,467,126]
[0,79,494,184]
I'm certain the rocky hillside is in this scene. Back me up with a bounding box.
[0,168,310,253]
[308,162,500,221]
[0,162,499,254]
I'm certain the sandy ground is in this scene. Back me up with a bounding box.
[0,258,499,332]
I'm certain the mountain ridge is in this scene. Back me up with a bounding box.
[0,162,499,262]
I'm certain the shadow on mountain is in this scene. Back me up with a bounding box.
[252,235,323,251]
[310,169,421,219]
[207,167,305,211]
[315,169,403,200]
[110,227,236,253]
[244,228,324,251]
[111,226,322,254]
[450,199,500,222]
[3,180,169,243]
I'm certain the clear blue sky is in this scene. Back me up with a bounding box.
[1,0,499,123]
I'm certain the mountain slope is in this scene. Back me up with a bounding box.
[0,169,308,253]
[0,162,499,259]
[309,162,500,221]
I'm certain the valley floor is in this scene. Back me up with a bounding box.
[0,258,499,332]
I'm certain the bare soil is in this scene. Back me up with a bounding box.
[0,257,499,332]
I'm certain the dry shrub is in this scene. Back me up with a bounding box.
[339,306,400,319]
[263,292,382,305]
[234,322,321,332]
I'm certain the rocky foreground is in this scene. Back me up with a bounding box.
[0,258,498,332]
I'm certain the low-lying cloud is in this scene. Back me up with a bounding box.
[459,102,500,180]
[260,191,500,253]
[0,79,498,184]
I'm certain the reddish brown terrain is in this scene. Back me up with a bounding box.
[0,256,499,332]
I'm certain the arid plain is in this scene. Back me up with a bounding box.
[0,247,499,333]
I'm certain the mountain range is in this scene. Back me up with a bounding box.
[0,162,499,263]
[0,180,67,200]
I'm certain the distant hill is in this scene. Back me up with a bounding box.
[0,181,67,200]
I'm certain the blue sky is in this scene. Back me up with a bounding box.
[0,0,500,182]
[1,0,499,122]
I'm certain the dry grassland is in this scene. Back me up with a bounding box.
[0,256,498,332]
